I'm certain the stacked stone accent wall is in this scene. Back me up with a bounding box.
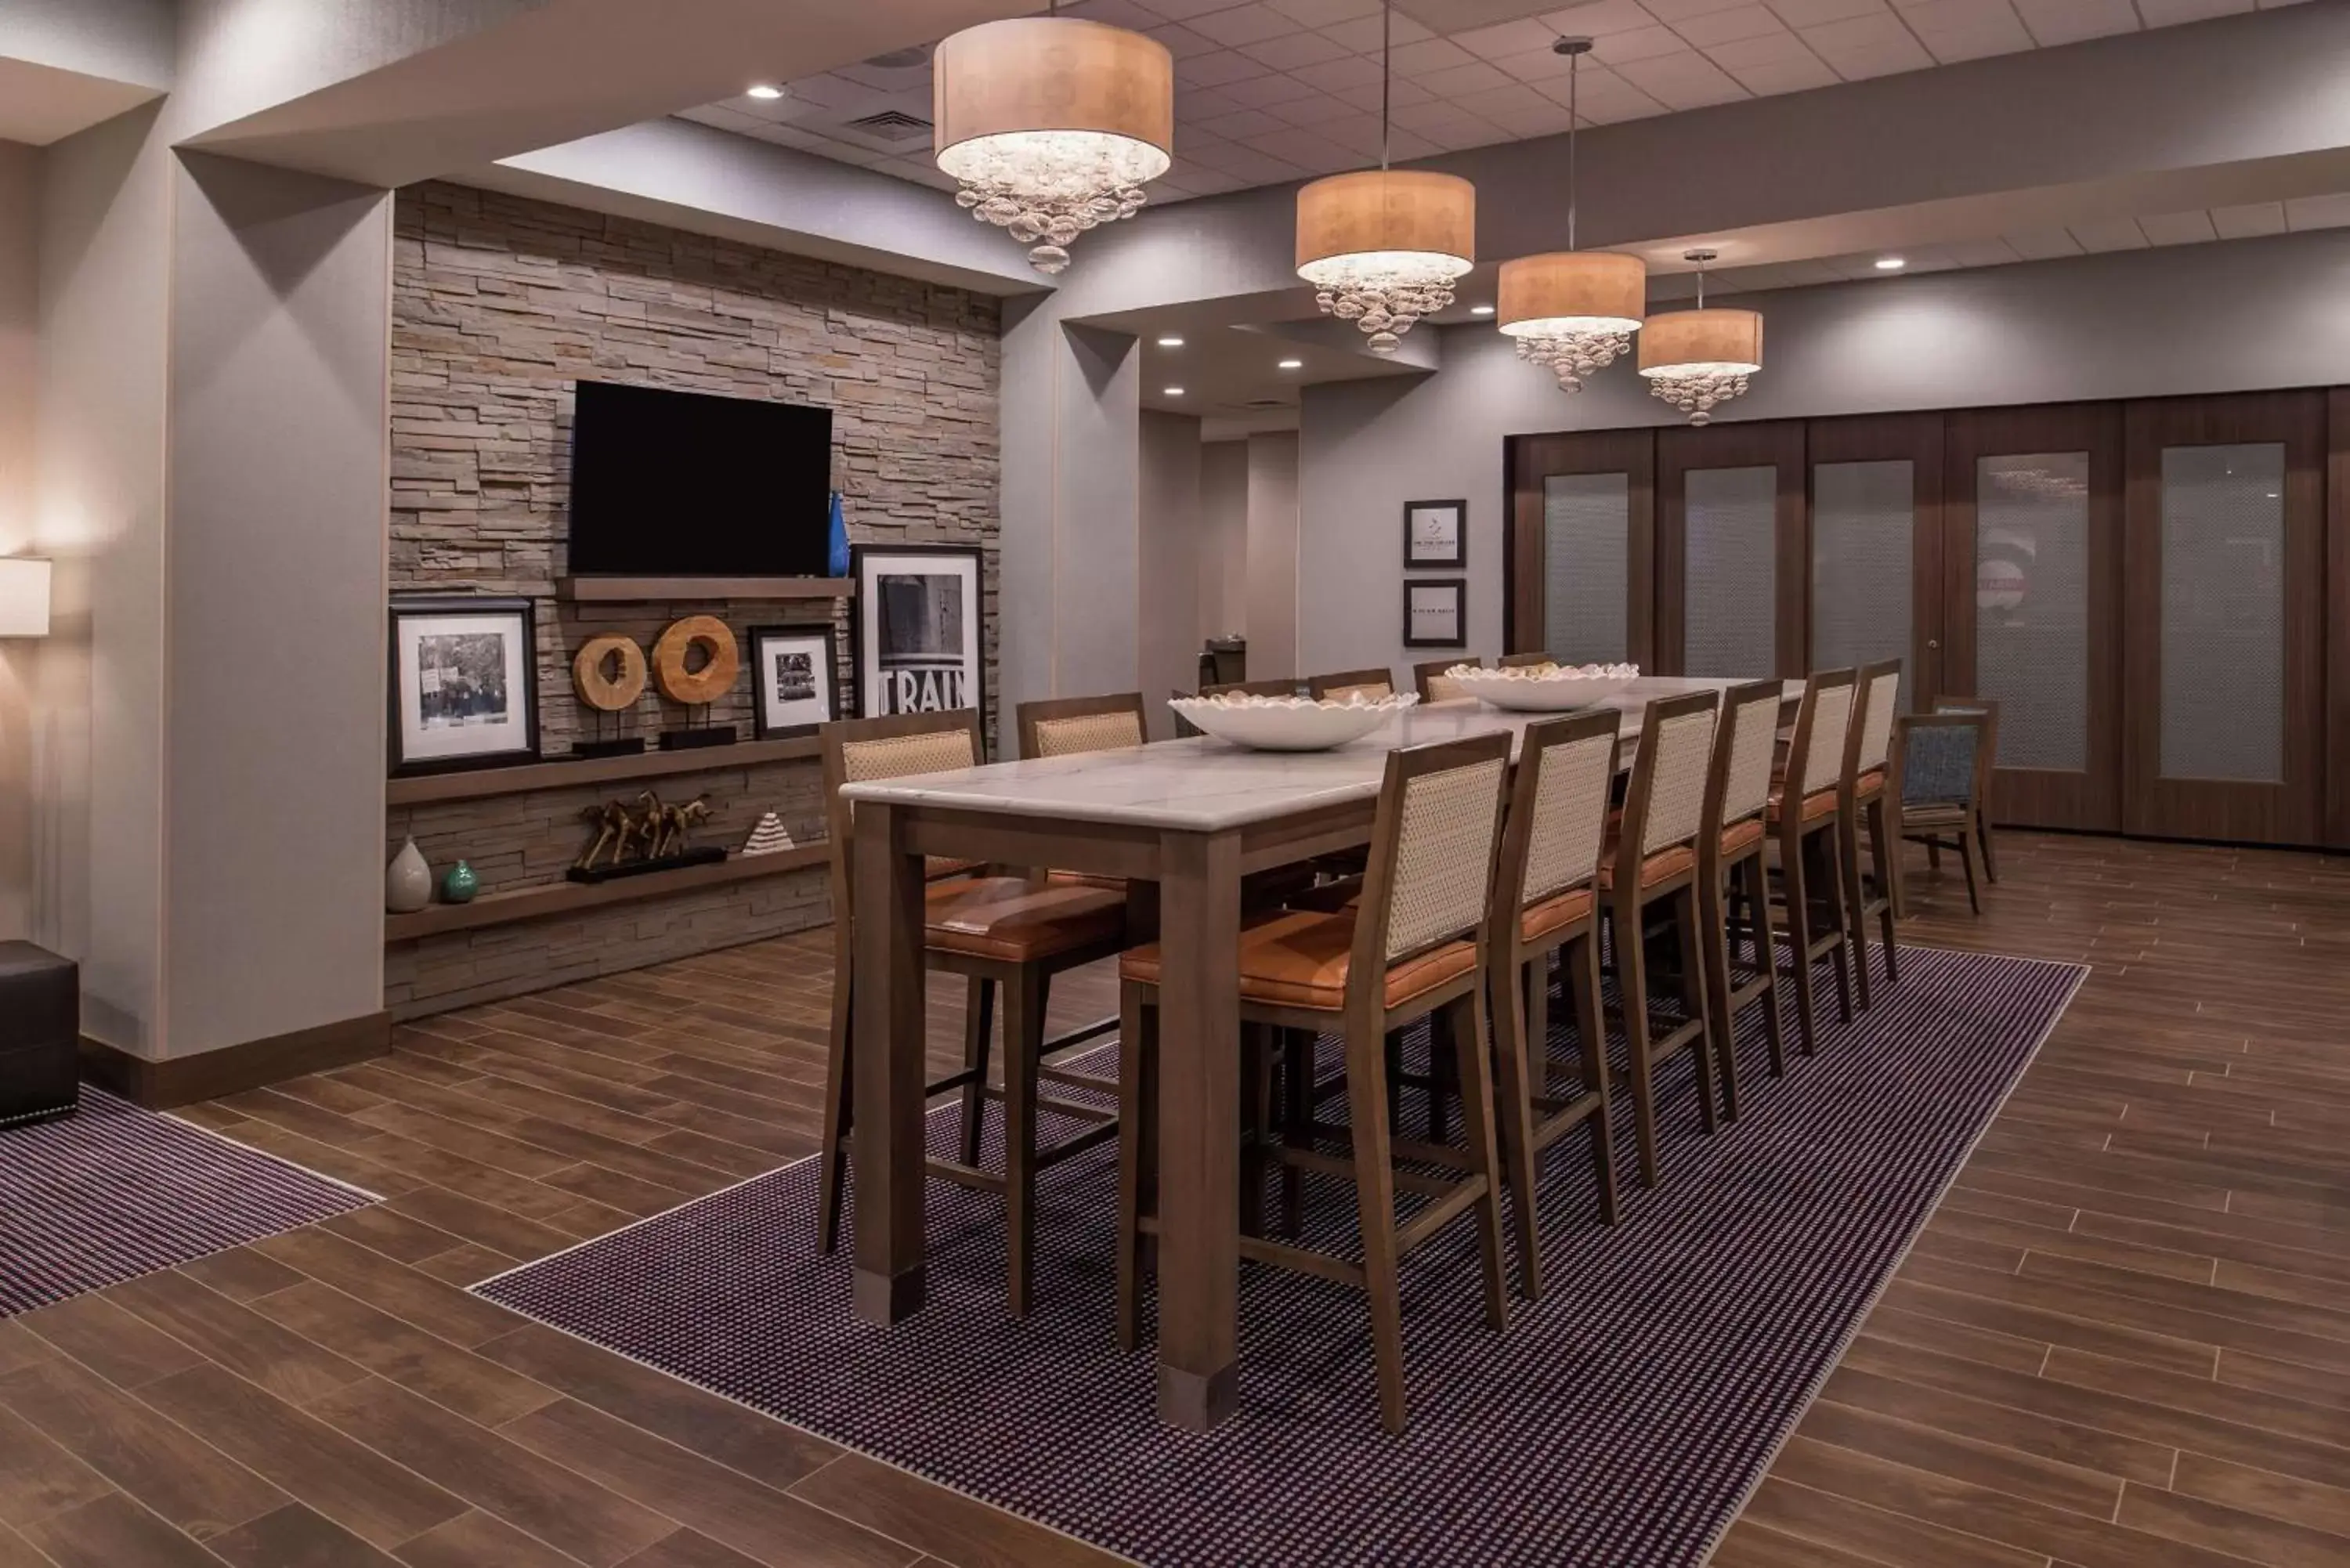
[384,182,999,1015]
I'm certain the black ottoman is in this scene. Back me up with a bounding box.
[0,941,78,1126]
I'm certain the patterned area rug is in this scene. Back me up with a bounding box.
[0,1089,375,1317]
[480,946,2082,1568]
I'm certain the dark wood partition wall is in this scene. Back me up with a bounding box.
[1506,388,2350,851]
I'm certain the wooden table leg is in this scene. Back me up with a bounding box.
[1152,828,1242,1429]
[852,800,927,1324]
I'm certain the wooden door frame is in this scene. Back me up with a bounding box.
[1944,403,2125,834]
[1656,421,1806,678]
[1806,412,1945,703]
[1504,430,1656,667]
[2121,390,2326,847]
[2329,389,2350,850]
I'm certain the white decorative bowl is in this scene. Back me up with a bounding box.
[1450,663,1642,712]
[1168,692,1417,751]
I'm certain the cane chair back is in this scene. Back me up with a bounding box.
[1309,667,1396,702]
[1799,671,1858,796]
[1710,680,1786,833]
[1018,692,1148,759]
[1202,677,1302,699]
[1354,733,1513,973]
[819,710,985,922]
[1498,652,1556,670]
[1637,698,1721,856]
[1413,657,1484,703]
[1853,659,1902,776]
[1507,711,1621,912]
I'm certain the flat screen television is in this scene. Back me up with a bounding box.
[566,381,833,577]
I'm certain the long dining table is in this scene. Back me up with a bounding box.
[837,676,1798,1430]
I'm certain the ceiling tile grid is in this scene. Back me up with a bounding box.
[693,0,2269,203]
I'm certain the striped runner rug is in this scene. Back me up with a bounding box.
[0,1088,374,1318]
[479,945,2083,1568]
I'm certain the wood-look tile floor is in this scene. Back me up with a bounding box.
[2,833,2347,1567]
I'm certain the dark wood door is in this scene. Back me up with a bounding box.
[1807,412,1944,705]
[2120,392,2326,846]
[1655,421,1805,678]
[1505,430,1654,667]
[1943,403,2124,833]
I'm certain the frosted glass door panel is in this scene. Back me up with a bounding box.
[1683,465,1776,677]
[2159,443,2285,783]
[1813,460,1913,701]
[1544,472,1629,664]
[1976,453,2090,771]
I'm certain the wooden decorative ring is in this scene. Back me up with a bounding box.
[652,615,740,706]
[571,634,648,713]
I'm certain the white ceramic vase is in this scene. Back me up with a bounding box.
[385,837,432,914]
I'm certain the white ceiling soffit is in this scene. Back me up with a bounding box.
[707,0,2309,204]
[0,56,163,146]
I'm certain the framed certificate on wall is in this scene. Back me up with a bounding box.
[1404,578,1467,649]
[1404,498,1466,569]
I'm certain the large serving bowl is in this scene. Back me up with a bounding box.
[1168,691,1417,751]
[1450,662,1642,712]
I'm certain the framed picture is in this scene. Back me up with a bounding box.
[851,544,986,724]
[1404,577,1467,649]
[748,624,837,739]
[1404,498,1466,569]
[388,595,539,775]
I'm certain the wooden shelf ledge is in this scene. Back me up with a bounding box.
[557,576,855,603]
[385,844,829,941]
[389,735,820,807]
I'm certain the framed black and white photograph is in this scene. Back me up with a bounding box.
[1404,498,1466,569]
[388,595,539,775]
[1403,577,1467,649]
[851,544,985,723]
[748,624,837,739]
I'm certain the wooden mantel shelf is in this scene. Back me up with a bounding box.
[388,735,820,807]
[385,843,828,941]
[557,576,855,603]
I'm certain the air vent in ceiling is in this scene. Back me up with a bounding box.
[1244,397,1289,408]
[864,44,935,70]
[847,109,933,135]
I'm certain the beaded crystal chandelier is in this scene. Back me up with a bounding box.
[1293,3,1474,352]
[1497,39,1644,392]
[1638,251,1764,425]
[932,9,1173,276]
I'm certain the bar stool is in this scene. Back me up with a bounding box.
[1412,657,1486,703]
[1840,659,1903,1009]
[1601,688,1722,1188]
[1117,733,1514,1433]
[1307,667,1396,701]
[1018,691,1149,759]
[1696,679,1787,1122]
[1486,710,1622,1299]
[1769,671,1856,1055]
[815,710,1130,1315]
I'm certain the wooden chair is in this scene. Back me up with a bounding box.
[1898,712,1989,913]
[1696,679,1787,1122]
[1307,667,1396,701]
[815,710,1130,1315]
[1930,695,2001,885]
[1413,656,1486,703]
[1018,691,1148,759]
[1600,688,1722,1188]
[1117,733,1514,1433]
[1839,659,1903,1010]
[1768,671,1857,1055]
[1486,710,1622,1299]
[1498,652,1556,670]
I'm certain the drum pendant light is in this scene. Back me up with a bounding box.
[1638,250,1763,425]
[934,4,1174,275]
[1294,2,1476,352]
[1496,38,1645,392]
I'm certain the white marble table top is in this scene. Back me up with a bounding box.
[840,677,1800,834]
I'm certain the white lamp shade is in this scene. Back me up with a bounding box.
[0,558,52,638]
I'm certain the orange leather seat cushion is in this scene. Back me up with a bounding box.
[1521,885,1595,942]
[924,876,1126,963]
[1766,786,1838,826]
[924,856,985,881]
[1719,816,1766,856]
[1047,869,1128,892]
[1853,767,1886,800]
[1596,840,1694,892]
[1119,908,1474,1013]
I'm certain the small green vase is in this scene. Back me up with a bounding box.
[441,861,479,905]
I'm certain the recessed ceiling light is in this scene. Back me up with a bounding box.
[1163,386,1185,396]
[1278,358,1303,370]
[1875,255,1906,270]
[1157,334,1184,348]
[746,83,786,100]
[1470,304,1495,316]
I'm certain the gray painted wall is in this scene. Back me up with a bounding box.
[1296,225,2350,681]
[0,0,174,89]
[0,139,35,941]
[1200,439,1247,645]
[1245,432,1300,683]
[1137,410,1202,739]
